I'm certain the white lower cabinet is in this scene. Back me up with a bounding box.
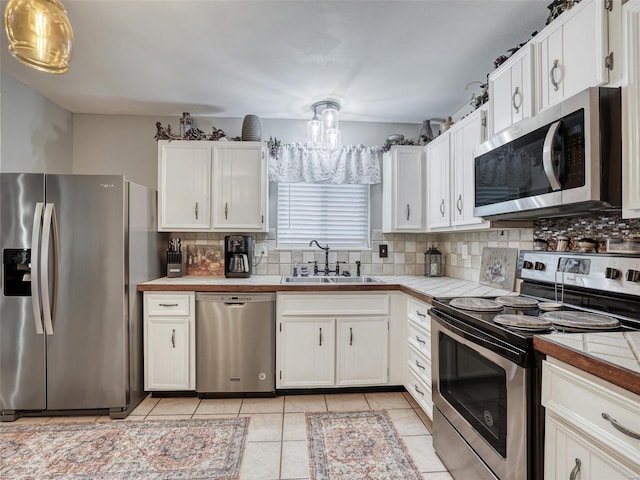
[144,292,195,391]
[545,415,639,480]
[404,295,433,420]
[336,318,389,386]
[542,358,640,478]
[279,317,335,387]
[276,293,392,389]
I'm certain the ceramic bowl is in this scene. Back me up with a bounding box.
[538,302,562,311]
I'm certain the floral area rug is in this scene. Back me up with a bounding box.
[0,417,249,479]
[306,410,422,480]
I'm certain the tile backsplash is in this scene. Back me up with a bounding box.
[172,228,535,282]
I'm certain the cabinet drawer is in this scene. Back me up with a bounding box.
[407,366,433,419]
[146,294,191,316]
[407,296,431,327]
[542,359,640,468]
[407,343,431,385]
[408,318,431,360]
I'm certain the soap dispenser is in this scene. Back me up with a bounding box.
[293,260,299,277]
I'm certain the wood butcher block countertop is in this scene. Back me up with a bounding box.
[534,333,640,396]
[137,275,514,305]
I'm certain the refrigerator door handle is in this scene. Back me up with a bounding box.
[30,202,45,335]
[41,203,59,335]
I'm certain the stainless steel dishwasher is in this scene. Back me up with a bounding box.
[195,293,275,394]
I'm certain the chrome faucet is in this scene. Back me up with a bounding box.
[308,240,334,276]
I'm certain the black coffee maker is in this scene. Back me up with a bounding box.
[224,235,253,278]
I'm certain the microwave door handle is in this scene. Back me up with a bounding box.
[30,202,45,335]
[542,120,562,191]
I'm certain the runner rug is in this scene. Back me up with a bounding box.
[0,417,249,479]
[306,410,422,480]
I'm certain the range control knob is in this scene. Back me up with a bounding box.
[626,269,640,282]
[605,267,622,280]
[534,262,546,271]
[522,261,534,270]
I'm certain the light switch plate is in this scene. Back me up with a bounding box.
[379,244,388,258]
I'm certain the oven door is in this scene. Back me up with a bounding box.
[431,309,529,480]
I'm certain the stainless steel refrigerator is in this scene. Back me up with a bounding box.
[0,173,166,421]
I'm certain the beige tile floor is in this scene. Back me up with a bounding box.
[3,392,453,480]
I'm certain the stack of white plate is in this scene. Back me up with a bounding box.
[241,114,262,141]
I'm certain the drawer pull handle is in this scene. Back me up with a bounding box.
[406,204,410,221]
[416,336,426,345]
[225,202,229,220]
[414,385,424,396]
[159,303,179,307]
[194,202,199,220]
[569,458,581,480]
[319,327,322,346]
[171,329,176,348]
[349,327,353,346]
[416,310,426,318]
[415,360,425,370]
[601,413,640,440]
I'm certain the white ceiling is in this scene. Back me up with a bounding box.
[0,0,549,123]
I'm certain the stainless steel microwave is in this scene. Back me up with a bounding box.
[473,87,621,220]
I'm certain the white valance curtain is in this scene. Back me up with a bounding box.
[268,144,382,184]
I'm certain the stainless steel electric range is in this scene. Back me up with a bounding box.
[429,250,640,480]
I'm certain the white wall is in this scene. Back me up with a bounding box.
[72,114,422,189]
[0,73,73,174]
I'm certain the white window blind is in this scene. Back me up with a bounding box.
[277,183,370,249]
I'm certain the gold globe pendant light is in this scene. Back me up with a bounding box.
[4,0,73,74]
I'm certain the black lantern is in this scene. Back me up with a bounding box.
[424,245,444,277]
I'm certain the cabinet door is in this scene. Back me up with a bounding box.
[158,141,211,231]
[489,45,533,136]
[278,318,335,387]
[336,317,388,386]
[623,1,640,218]
[425,134,451,230]
[451,110,486,227]
[538,0,608,112]
[545,415,638,480]
[145,318,191,390]
[382,147,424,232]
[212,143,267,231]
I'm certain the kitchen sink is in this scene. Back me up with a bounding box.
[280,275,383,284]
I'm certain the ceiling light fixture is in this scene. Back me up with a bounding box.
[307,100,341,149]
[4,0,74,74]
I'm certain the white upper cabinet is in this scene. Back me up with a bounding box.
[158,141,212,231]
[157,141,268,232]
[536,0,610,112]
[489,44,534,136]
[426,108,488,232]
[425,133,451,230]
[382,146,425,232]
[623,0,640,218]
[451,109,487,228]
[212,142,268,232]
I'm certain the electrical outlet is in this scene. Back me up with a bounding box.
[256,243,268,257]
[461,244,469,260]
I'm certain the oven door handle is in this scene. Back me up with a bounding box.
[431,309,528,366]
[542,120,562,191]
